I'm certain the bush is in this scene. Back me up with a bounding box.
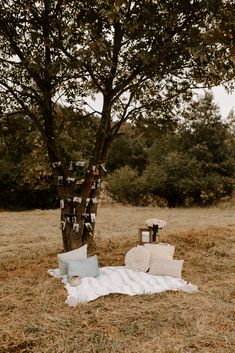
[141,152,234,207]
[106,147,234,208]
[140,152,202,207]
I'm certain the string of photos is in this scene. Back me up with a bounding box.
[52,160,107,233]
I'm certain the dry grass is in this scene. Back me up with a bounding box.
[0,203,235,353]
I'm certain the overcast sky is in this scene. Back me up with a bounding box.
[212,86,234,119]
[85,86,234,120]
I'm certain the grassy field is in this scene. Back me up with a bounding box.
[0,203,235,353]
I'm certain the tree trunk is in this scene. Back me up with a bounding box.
[55,165,101,252]
[43,93,114,252]
[56,97,112,251]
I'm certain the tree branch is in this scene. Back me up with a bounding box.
[111,91,135,136]
[0,21,45,91]
[0,80,59,161]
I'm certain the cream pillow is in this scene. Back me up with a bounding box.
[149,258,184,278]
[143,243,175,264]
[125,246,150,272]
[57,244,87,275]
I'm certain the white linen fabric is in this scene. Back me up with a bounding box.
[48,266,198,306]
[125,246,150,272]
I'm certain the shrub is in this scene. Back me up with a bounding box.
[141,152,204,207]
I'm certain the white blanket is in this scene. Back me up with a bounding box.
[48,266,198,306]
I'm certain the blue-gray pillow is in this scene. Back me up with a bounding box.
[66,255,99,280]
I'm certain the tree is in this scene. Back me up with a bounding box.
[179,92,233,167]
[227,109,235,134]
[106,124,148,173]
[0,0,234,250]
[177,92,235,204]
[0,107,96,209]
[121,92,235,206]
[106,165,143,204]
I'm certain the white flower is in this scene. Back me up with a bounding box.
[146,218,167,229]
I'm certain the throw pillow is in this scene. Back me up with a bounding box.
[66,255,100,280]
[57,244,87,275]
[125,246,150,272]
[143,243,175,264]
[149,258,184,278]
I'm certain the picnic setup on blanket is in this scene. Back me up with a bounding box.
[48,218,198,306]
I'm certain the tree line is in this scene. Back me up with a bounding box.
[1,93,235,209]
[106,93,235,207]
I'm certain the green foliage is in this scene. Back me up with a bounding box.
[106,166,143,205]
[0,112,56,209]
[0,151,57,210]
[107,128,148,173]
[0,108,96,209]
[0,0,234,130]
[54,106,98,161]
[141,152,202,207]
[141,152,234,207]
[106,93,235,207]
